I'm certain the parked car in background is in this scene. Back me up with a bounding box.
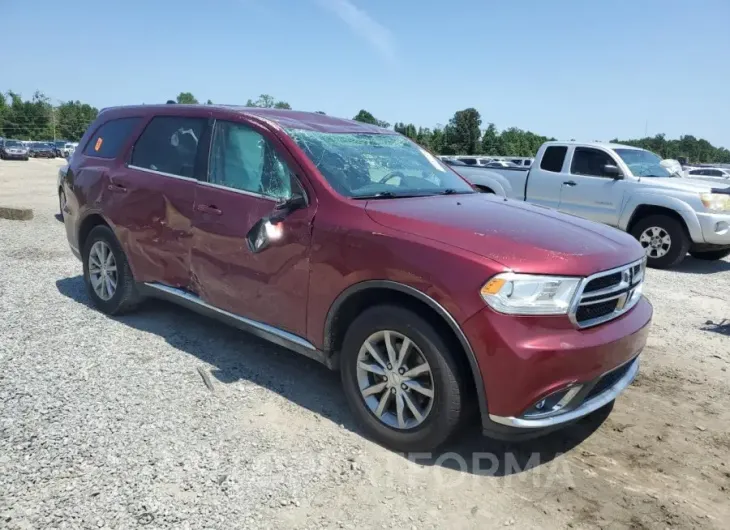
[53,140,70,157]
[454,141,730,268]
[686,167,730,182]
[448,156,494,167]
[0,139,30,160]
[484,160,521,168]
[30,142,56,158]
[61,105,651,451]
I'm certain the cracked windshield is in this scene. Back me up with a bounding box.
[1,0,729,529]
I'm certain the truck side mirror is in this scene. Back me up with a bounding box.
[603,164,623,179]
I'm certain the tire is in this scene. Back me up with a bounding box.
[630,214,690,269]
[58,189,66,221]
[689,249,730,261]
[82,225,142,315]
[340,305,465,452]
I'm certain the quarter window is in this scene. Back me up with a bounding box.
[130,116,206,178]
[540,146,567,172]
[208,121,296,199]
[83,117,141,159]
[570,147,617,177]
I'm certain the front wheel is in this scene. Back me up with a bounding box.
[58,189,66,221]
[689,249,730,261]
[82,225,142,315]
[340,305,465,452]
[631,215,690,269]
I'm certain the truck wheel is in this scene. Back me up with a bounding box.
[82,225,142,315]
[689,249,730,261]
[340,305,465,452]
[631,215,690,269]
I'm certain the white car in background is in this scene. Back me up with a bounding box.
[685,167,730,182]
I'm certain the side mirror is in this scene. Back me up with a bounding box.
[271,193,306,222]
[246,194,307,253]
[603,164,623,179]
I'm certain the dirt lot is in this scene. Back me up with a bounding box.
[1,158,729,529]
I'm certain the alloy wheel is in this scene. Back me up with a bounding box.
[356,330,435,430]
[639,226,671,259]
[88,241,118,301]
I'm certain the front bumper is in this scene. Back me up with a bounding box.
[2,152,29,159]
[696,212,730,246]
[462,296,652,439]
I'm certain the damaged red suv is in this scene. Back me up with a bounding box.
[61,105,652,451]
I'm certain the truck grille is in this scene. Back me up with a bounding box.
[570,258,646,328]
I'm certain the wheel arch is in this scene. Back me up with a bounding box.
[625,204,692,238]
[77,212,113,254]
[323,280,489,424]
[620,198,702,242]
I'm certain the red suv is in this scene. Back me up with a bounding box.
[61,105,652,451]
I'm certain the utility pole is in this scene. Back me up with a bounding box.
[52,107,56,142]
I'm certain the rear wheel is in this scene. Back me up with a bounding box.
[631,214,690,269]
[689,249,730,261]
[340,305,465,451]
[82,225,142,315]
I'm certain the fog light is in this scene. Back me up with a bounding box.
[523,385,583,418]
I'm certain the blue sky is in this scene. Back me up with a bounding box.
[3,0,729,147]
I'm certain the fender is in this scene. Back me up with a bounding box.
[324,280,490,427]
[618,194,703,242]
[454,168,513,198]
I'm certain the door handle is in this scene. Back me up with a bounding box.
[196,204,223,215]
[108,183,127,193]
[563,180,577,187]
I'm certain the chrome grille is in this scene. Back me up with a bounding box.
[570,258,646,328]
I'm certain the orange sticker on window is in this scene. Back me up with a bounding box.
[94,137,103,151]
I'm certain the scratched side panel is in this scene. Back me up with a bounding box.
[105,167,196,287]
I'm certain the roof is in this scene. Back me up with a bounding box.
[543,140,644,151]
[100,104,395,134]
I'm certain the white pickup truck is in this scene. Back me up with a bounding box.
[453,141,730,268]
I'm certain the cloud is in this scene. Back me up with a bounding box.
[316,0,396,64]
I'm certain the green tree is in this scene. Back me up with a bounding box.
[246,94,291,109]
[481,123,499,155]
[445,108,482,154]
[176,92,199,104]
[353,109,389,128]
[205,99,213,105]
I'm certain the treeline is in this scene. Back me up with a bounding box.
[611,134,730,164]
[3,90,729,163]
[0,91,98,141]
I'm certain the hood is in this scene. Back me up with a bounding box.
[365,194,645,277]
[639,176,730,193]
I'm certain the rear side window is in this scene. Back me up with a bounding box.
[570,147,618,178]
[83,117,141,158]
[131,116,206,178]
[540,146,567,172]
[461,158,477,165]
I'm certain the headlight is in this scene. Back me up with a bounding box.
[480,273,581,315]
[700,192,730,212]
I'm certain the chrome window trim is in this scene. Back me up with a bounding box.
[489,355,640,429]
[197,180,277,201]
[127,165,198,182]
[569,257,646,328]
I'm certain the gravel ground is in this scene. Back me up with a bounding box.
[1,158,729,529]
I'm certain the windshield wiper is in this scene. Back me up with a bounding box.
[353,191,402,200]
[439,188,474,195]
